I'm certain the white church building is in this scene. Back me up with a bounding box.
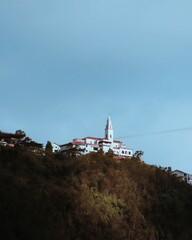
[60,117,133,157]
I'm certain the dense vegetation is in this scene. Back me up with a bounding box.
[0,146,192,240]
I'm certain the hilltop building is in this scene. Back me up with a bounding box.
[60,117,133,157]
[172,169,192,185]
[51,142,61,153]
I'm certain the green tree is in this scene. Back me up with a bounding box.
[106,148,114,158]
[45,141,52,153]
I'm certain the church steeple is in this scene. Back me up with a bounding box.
[105,116,114,141]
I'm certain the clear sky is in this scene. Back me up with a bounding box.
[1,0,192,172]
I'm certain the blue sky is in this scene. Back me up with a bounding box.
[1,0,192,172]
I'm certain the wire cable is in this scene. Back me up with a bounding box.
[117,127,192,139]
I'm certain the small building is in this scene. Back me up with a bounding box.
[60,116,133,157]
[51,143,61,153]
[172,169,192,185]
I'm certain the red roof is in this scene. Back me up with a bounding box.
[0,131,25,139]
[71,141,85,145]
[83,136,103,140]
[114,140,122,143]
[60,141,83,146]
[60,137,125,147]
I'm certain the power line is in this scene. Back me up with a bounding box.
[117,127,192,139]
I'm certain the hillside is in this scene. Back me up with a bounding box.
[0,146,192,240]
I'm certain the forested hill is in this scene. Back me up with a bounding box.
[0,147,192,240]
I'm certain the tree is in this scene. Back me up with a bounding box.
[45,141,53,153]
[106,148,114,158]
[15,129,26,138]
[133,150,144,159]
[63,145,83,158]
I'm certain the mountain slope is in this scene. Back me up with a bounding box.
[0,147,192,240]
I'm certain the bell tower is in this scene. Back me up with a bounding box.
[105,116,114,142]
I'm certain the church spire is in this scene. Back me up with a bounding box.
[105,116,114,141]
